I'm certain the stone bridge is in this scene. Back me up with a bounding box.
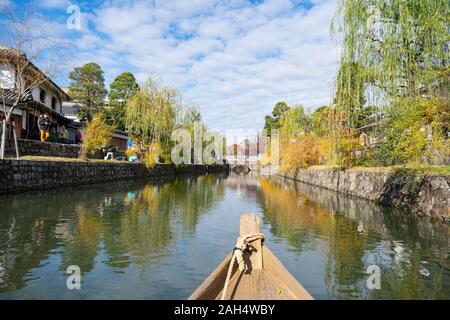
[225,155,260,173]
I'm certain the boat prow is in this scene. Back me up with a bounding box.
[188,214,313,300]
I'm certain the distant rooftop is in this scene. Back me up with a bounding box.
[0,46,71,102]
[61,101,80,117]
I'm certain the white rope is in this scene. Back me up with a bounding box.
[221,233,265,300]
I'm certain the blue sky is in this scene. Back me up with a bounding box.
[1,0,339,133]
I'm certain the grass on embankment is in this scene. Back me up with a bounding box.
[307,164,450,175]
[7,156,450,174]
[10,156,127,164]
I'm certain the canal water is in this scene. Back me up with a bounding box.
[0,173,448,299]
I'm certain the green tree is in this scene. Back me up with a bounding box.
[107,72,139,130]
[182,105,202,125]
[68,63,108,121]
[80,113,115,158]
[332,0,450,165]
[279,105,311,146]
[125,77,179,162]
[272,101,289,118]
[178,106,219,164]
[333,0,449,101]
[375,97,449,165]
[264,101,290,136]
[334,62,366,129]
[311,106,332,137]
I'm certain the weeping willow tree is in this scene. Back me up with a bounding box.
[279,105,310,147]
[332,0,450,166]
[125,77,180,164]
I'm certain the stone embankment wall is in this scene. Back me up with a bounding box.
[4,139,101,159]
[0,160,229,194]
[280,168,449,222]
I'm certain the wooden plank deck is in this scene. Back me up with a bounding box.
[216,269,296,300]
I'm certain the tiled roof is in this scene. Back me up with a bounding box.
[0,89,33,105]
[0,47,71,101]
[61,102,80,117]
[1,89,68,122]
[1,89,16,104]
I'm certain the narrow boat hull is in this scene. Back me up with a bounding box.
[188,214,313,300]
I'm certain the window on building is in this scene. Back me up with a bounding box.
[51,97,56,110]
[39,89,46,103]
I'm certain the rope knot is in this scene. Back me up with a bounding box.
[221,232,265,300]
[233,233,264,271]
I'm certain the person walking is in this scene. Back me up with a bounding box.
[50,126,58,142]
[75,128,83,144]
[38,114,50,142]
[58,125,68,144]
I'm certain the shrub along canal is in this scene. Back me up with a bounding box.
[0,173,448,299]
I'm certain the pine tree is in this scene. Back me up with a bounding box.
[107,72,139,130]
[68,63,107,121]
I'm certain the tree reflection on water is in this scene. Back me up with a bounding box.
[0,175,226,293]
[256,177,449,299]
[0,173,448,299]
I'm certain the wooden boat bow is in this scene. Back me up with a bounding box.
[188,214,313,300]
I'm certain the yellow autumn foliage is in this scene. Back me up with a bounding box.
[280,134,329,172]
[125,147,136,158]
[81,113,115,158]
[144,142,163,168]
[259,151,273,166]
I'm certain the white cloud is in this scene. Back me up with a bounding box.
[258,0,294,17]
[96,2,155,33]
[40,0,71,9]
[69,0,339,132]
[0,0,10,8]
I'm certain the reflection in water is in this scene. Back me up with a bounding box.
[258,177,449,299]
[0,175,226,297]
[0,173,448,299]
